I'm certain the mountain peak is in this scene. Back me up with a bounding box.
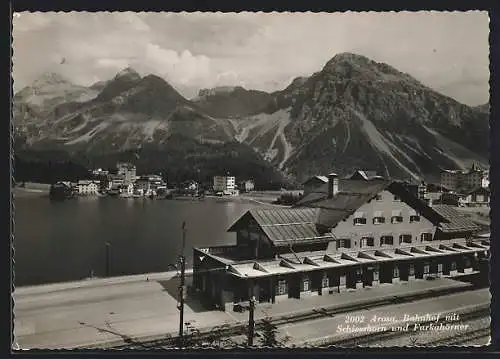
[321,52,420,86]
[32,72,72,87]
[330,52,372,63]
[322,52,382,73]
[114,67,141,81]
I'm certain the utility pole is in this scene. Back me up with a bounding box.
[247,296,256,346]
[177,221,187,347]
[105,242,112,277]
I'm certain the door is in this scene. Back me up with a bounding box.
[380,263,393,283]
[414,261,424,279]
[346,269,357,289]
[399,262,409,281]
[362,266,374,287]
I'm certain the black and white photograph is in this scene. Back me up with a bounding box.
[11,11,491,349]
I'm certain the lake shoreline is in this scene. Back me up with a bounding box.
[13,184,291,207]
[14,194,275,287]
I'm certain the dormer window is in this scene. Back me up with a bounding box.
[373,211,385,225]
[421,233,433,242]
[353,212,366,226]
[375,194,382,201]
[409,210,420,223]
[393,195,401,202]
[391,210,403,224]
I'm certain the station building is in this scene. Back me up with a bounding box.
[192,174,489,311]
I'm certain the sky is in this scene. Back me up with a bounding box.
[12,11,490,106]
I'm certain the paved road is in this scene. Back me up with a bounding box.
[14,272,234,349]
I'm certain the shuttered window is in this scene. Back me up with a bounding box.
[380,236,394,246]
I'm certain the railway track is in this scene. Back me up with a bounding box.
[108,284,483,349]
[425,322,490,346]
[438,327,490,346]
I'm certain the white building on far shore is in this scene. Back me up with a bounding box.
[77,180,100,195]
[213,175,236,194]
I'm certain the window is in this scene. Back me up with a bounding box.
[424,263,430,274]
[393,195,401,201]
[437,264,443,273]
[450,261,457,271]
[399,234,412,244]
[355,268,362,282]
[393,266,400,278]
[361,237,374,248]
[338,239,352,249]
[409,264,415,276]
[375,194,382,201]
[464,258,471,268]
[380,236,394,246]
[322,274,329,288]
[391,216,403,224]
[353,217,367,225]
[373,217,385,225]
[420,233,433,242]
[409,215,420,223]
[303,277,310,291]
[277,280,287,295]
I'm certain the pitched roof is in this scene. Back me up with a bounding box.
[432,205,482,233]
[295,180,443,229]
[347,170,383,181]
[302,175,329,185]
[294,179,391,229]
[227,208,334,247]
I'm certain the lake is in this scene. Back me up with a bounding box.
[13,195,269,287]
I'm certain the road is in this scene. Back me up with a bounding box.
[14,271,235,349]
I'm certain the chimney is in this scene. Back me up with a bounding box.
[328,173,339,198]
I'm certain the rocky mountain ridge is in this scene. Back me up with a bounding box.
[13,52,489,184]
[229,53,489,182]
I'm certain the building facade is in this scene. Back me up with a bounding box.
[302,176,328,196]
[77,180,100,195]
[117,162,137,184]
[459,187,490,207]
[213,175,236,193]
[238,180,255,193]
[440,165,489,192]
[192,174,487,311]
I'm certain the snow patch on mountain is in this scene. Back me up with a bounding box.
[65,122,110,145]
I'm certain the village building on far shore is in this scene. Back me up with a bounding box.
[77,180,100,195]
[134,175,167,196]
[458,187,490,208]
[117,162,137,184]
[346,170,385,181]
[213,175,237,195]
[238,180,255,193]
[92,168,109,177]
[302,176,328,196]
[440,164,488,192]
[192,173,487,312]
